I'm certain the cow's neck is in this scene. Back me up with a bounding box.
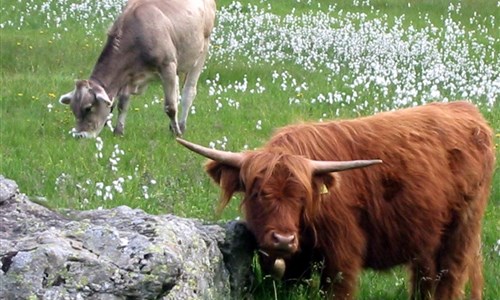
[89,35,130,101]
[90,64,127,101]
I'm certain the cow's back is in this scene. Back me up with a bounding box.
[112,0,215,71]
[267,101,495,268]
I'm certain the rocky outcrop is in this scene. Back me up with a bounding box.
[0,175,256,299]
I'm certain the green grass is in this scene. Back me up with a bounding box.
[1,0,499,299]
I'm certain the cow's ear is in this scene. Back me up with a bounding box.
[312,173,339,196]
[89,81,113,107]
[59,91,73,105]
[205,160,243,212]
[95,91,113,107]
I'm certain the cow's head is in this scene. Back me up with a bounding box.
[59,80,113,138]
[177,138,381,260]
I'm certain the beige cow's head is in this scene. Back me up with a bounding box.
[59,80,113,138]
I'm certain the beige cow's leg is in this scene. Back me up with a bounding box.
[161,61,181,136]
[178,41,209,134]
[114,94,131,136]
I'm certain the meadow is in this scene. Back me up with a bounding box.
[0,0,498,298]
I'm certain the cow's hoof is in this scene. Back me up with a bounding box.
[169,124,182,137]
[113,128,124,136]
[179,122,186,134]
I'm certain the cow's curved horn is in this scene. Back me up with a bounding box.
[310,159,382,174]
[176,138,244,167]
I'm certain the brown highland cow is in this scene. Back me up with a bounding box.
[178,101,495,299]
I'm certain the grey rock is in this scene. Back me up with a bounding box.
[0,175,18,204]
[0,175,255,299]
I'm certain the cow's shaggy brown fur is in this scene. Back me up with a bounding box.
[205,101,495,299]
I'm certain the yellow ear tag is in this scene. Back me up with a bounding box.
[320,184,329,194]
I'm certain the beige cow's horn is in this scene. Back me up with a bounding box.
[176,138,244,167]
[310,159,382,174]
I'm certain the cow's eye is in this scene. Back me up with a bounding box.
[84,106,93,114]
[259,192,272,202]
[248,191,259,201]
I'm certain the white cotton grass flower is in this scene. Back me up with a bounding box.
[256,120,262,130]
[208,136,229,150]
[216,136,228,150]
[494,239,500,256]
[142,185,150,200]
[109,144,125,172]
[103,185,113,200]
[105,113,114,131]
[429,85,441,99]
[95,182,104,197]
[227,98,240,109]
[289,97,301,105]
[95,137,104,159]
[54,173,68,190]
[215,99,223,111]
[151,95,162,105]
[255,78,266,93]
[113,177,125,193]
[69,128,77,136]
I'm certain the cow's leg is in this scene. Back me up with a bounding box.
[322,257,361,300]
[323,270,359,299]
[434,210,484,300]
[114,94,131,136]
[160,61,181,136]
[178,40,209,134]
[467,237,484,300]
[409,260,437,300]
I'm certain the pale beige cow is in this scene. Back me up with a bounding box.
[59,0,216,138]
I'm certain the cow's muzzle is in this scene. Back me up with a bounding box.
[71,130,98,139]
[262,231,298,257]
[272,232,296,251]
